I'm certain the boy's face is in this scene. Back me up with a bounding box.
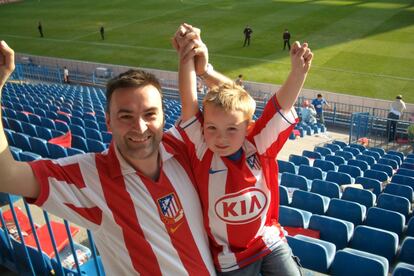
[203,103,249,157]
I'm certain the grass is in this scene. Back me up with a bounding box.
[0,0,413,102]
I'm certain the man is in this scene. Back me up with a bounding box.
[100,26,105,40]
[283,29,291,50]
[235,74,244,88]
[311,93,330,125]
[243,25,253,47]
[63,66,69,83]
[0,40,215,275]
[38,21,44,38]
[387,95,406,142]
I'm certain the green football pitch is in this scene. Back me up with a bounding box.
[0,0,413,103]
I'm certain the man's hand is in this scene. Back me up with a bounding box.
[290,41,313,74]
[172,23,209,76]
[0,41,15,87]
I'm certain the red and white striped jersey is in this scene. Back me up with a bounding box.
[176,95,298,272]
[28,132,216,276]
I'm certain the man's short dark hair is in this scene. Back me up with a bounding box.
[106,69,162,112]
[317,94,322,98]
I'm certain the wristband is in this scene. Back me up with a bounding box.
[197,63,213,80]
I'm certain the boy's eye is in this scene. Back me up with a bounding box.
[228,127,238,132]
[206,126,216,130]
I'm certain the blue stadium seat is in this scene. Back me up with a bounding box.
[355,176,382,196]
[364,150,381,162]
[302,150,322,160]
[401,163,414,170]
[365,207,405,237]
[298,165,323,181]
[67,147,85,156]
[356,154,376,166]
[279,185,289,206]
[71,116,85,128]
[4,128,15,147]
[369,147,386,157]
[377,193,411,220]
[378,157,399,170]
[29,137,50,158]
[314,146,332,157]
[47,143,68,158]
[291,190,330,215]
[28,113,42,126]
[8,118,23,133]
[342,146,361,156]
[86,139,106,153]
[287,235,335,274]
[101,131,112,144]
[387,150,404,162]
[326,198,366,226]
[393,262,414,276]
[83,113,96,122]
[69,124,86,138]
[308,214,353,250]
[349,143,366,153]
[313,159,336,173]
[279,205,311,228]
[371,163,393,178]
[341,187,376,209]
[36,126,53,140]
[391,174,414,190]
[350,225,398,263]
[16,111,29,123]
[57,113,71,125]
[338,164,362,179]
[46,110,58,120]
[332,140,347,149]
[325,143,341,153]
[34,107,47,117]
[2,117,9,130]
[325,155,346,166]
[19,151,42,161]
[40,117,56,130]
[311,179,341,199]
[330,248,388,276]
[326,171,353,185]
[335,150,354,161]
[281,172,308,191]
[383,183,413,203]
[402,158,414,164]
[98,122,108,132]
[277,160,296,174]
[85,127,103,142]
[396,168,414,178]
[84,119,99,130]
[364,169,388,182]
[55,120,69,133]
[72,135,89,152]
[406,217,414,237]
[288,154,310,167]
[12,132,32,152]
[383,154,402,166]
[21,122,38,137]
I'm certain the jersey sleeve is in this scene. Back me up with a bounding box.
[27,155,103,230]
[249,94,298,158]
[176,110,209,162]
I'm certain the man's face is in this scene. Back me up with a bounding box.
[106,85,164,165]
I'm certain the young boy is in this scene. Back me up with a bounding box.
[175,24,313,275]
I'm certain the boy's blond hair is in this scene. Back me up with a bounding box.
[202,83,256,121]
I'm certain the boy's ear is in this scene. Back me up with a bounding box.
[246,120,255,134]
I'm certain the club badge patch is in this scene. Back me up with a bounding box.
[247,154,261,170]
[157,192,184,225]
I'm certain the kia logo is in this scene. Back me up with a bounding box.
[215,187,268,224]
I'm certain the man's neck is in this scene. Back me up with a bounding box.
[119,149,161,182]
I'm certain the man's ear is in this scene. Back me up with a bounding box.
[105,112,112,132]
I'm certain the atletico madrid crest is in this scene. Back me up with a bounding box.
[247,154,261,170]
[157,192,184,224]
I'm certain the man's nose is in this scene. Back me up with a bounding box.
[134,118,148,132]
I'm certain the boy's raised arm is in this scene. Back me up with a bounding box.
[276,42,313,111]
[0,41,40,198]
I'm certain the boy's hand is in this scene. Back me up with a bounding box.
[172,23,209,76]
[0,41,15,86]
[290,41,313,74]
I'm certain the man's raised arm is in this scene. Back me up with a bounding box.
[0,41,40,198]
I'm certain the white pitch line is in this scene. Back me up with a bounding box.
[2,33,414,82]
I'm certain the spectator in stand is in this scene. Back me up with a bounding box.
[311,93,330,125]
[387,94,406,142]
[63,66,69,84]
[235,74,244,88]
[300,100,317,125]
[0,40,216,275]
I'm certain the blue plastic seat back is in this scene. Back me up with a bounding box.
[302,150,322,160]
[341,187,376,209]
[350,225,398,263]
[378,157,398,170]
[36,126,53,140]
[342,146,361,157]
[314,146,332,157]
[309,214,354,250]
[377,193,411,220]
[383,183,413,203]
[387,150,404,162]
[392,262,414,276]
[279,185,289,206]
[332,140,347,148]
[72,135,89,152]
[298,165,323,181]
[313,159,336,173]
[291,190,330,215]
[349,143,366,152]
[279,205,311,228]
[326,171,352,185]
[338,164,362,178]
[365,207,405,237]
[369,147,385,157]
[335,150,354,161]
[13,132,32,152]
[397,168,414,178]
[86,138,106,153]
[47,143,68,158]
[325,155,346,166]
[325,143,341,153]
[371,163,393,178]
[330,248,388,276]
[391,175,414,190]
[364,169,388,182]
[29,137,50,158]
[347,159,369,172]
[311,179,341,199]
[326,198,366,226]
[8,118,23,133]
[383,154,402,166]
[289,154,310,167]
[40,117,56,130]
[365,150,381,161]
[281,172,308,191]
[356,154,376,166]
[355,176,382,196]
